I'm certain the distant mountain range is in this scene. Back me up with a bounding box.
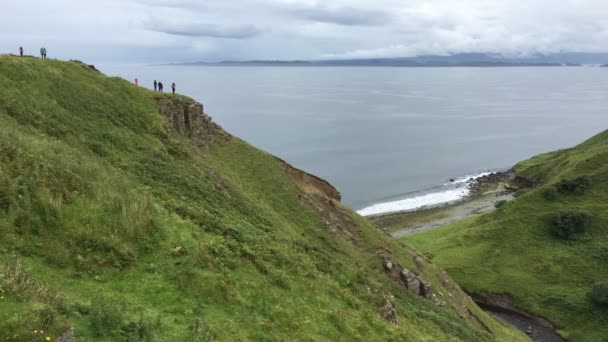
[175,53,608,67]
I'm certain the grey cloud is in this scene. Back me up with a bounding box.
[145,20,261,39]
[3,0,608,63]
[132,0,208,10]
[290,5,391,26]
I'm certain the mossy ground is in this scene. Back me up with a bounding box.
[0,56,526,341]
[406,130,608,341]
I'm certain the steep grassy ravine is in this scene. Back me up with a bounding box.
[0,56,526,341]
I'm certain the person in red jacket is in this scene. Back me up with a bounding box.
[135,78,139,87]
[19,47,23,57]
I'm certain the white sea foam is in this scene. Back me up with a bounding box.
[357,172,493,217]
[448,172,493,185]
[357,188,469,216]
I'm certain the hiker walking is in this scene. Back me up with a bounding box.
[19,47,23,57]
[135,78,139,87]
[40,47,47,59]
[154,80,158,91]
[158,82,164,93]
[171,82,176,95]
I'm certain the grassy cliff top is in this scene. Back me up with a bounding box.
[407,129,608,341]
[0,55,525,341]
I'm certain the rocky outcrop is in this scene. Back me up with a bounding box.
[379,295,398,325]
[400,269,422,295]
[380,253,440,302]
[468,170,514,195]
[468,170,535,196]
[158,98,230,151]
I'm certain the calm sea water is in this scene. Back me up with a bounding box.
[99,64,608,214]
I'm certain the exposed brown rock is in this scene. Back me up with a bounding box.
[378,253,436,301]
[400,269,421,295]
[468,170,514,195]
[412,254,425,270]
[158,97,231,152]
[276,158,341,201]
[277,158,362,244]
[420,280,432,298]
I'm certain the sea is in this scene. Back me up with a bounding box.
[98,64,608,216]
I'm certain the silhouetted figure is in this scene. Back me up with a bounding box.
[19,47,23,57]
[40,47,47,59]
[154,80,157,91]
[135,78,139,87]
[158,82,164,93]
[171,82,176,95]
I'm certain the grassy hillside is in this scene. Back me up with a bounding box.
[406,131,608,341]
[0,55,525,341]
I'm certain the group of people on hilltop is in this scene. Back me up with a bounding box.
[18,46,47,59]
[152,80,176,94]
[17,46,176,95]
[133,79,177,94]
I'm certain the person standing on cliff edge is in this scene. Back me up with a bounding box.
[19,47,23,57]
[158,82,163,93]
[40,47,47,59]
[135,78,139,87]
[154,80,158,92]
[171,82,176,95]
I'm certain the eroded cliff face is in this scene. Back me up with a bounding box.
[158,98,231,151]
[275,157,363,244]
[158,96,361,243]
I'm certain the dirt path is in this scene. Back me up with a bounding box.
[390,193,514,238]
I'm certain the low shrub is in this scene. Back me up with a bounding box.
[513,189,528,198]
[589,282,608,306]
[548,210,591,239]
[543,187,559,200]
[494,200,507,209]
[556,176,592,195]
[90,296,124,337]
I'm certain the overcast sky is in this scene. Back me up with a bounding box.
[2,0,608,63]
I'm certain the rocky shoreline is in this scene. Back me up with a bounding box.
[465,169,515,197]
[466,169,533,198]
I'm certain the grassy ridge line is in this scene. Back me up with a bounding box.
[406,129,608,341]
[0,55,526,340]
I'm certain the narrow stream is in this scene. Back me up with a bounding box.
[479,305,565,342]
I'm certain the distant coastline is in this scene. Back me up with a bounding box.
[161,52,608,68]
[168,60,575,68]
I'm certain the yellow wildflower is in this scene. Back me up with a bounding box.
[46,337,51,341]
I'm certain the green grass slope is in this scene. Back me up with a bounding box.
[0,55,525,341]
[407,131,608,341]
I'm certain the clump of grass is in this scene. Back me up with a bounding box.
[557,175,592,195]
[548,209,591,239]
[1,260,61,306]
[543,187,559,200]
[494,200,507,209]
[589,282,608,306]
[512,188,529,198]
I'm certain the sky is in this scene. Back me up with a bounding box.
[2,0,608,63]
